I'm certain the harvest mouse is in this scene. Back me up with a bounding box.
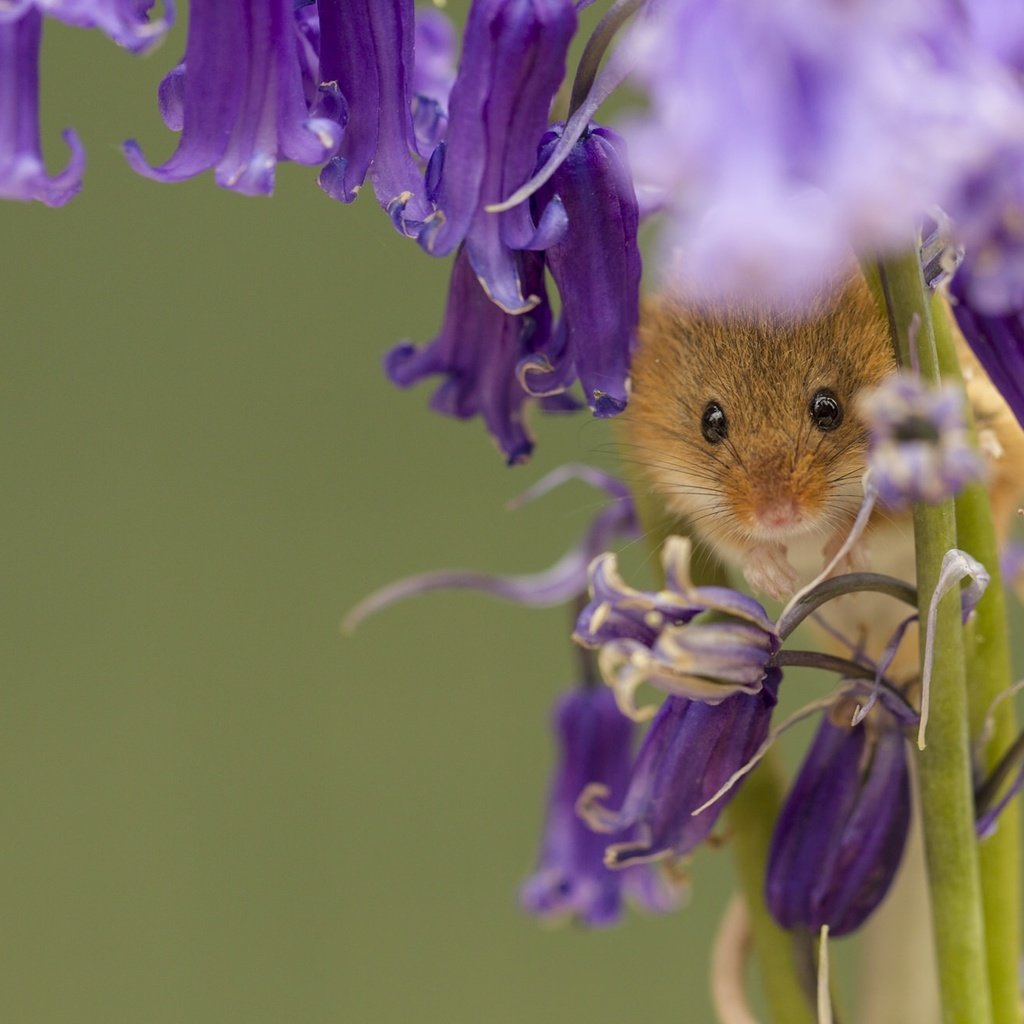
[624,275,1024,604]
[625,275,896,600]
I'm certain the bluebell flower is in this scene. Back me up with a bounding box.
[385,244,556,464]
[574,536,779,717]
[519,124,640,417]
[765,708,911,937]
[858,373,984,507]
[418,0,577,314]
[577,672,781,867]
[124,0,343,196]
[521,686,679,926]
[0,0,172,52]
[622,0,1024,308]
[0,10,84,206]
[409,5,456,157]
[315,0,432,232]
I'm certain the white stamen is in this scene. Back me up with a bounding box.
[711,895,761,1024]
[817,925,833,1024]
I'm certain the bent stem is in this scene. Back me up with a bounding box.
[877,249,993,1024]
[932,296,1021,1024]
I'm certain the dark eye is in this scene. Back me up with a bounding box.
[701,402,728,444]
[810,388,843,432]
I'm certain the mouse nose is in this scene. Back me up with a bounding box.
[756,499,801,530]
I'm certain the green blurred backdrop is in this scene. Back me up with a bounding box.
[2,8,746,1023]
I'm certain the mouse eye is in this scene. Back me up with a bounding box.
[810,388,843,431]
[701,402,728,444]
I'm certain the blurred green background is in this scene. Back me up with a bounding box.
[3,8,747,1023]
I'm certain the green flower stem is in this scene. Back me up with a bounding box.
[877,250,993,1024]
[932,297,1022,1024]
[726,752,817,1024]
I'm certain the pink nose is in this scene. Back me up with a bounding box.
[757,500,800,530]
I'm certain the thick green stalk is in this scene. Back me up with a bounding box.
[877,251,992,1024]
[933,298,1022,1024]
[726,754,817,1024]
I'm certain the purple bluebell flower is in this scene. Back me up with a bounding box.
[519,124,640,417]
[574,536,779,717]
[419,0,577,313]
[0,10,84,206]
[766,709,911,937]
[858,373,984,507]
[123,0,342,196]
[577,672,781,867]
[385,245,556,464]
[409,5,456,157]
[0,0,172,52]
[622,0,1024,308]
[316,0,431,232]
[521,686,679,926]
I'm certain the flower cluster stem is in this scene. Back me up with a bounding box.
[877,250,993,1024]
[932,296,1022,1024]
[726,752,817,1024]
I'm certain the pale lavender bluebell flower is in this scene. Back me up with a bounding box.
[858,374,984,507]
[623,0,1024,308]
[316,0,431,232]
[124,0,342,196]
[766,710,910,936]
[577,672,781,867]
[521,686,679,926]
[410,5,456,157]
[0,10,84,206]
[574,536,779,717]
[419,0,577,314]
[386,245,557,464]
[519,124,640,417]
[0,0,172,52]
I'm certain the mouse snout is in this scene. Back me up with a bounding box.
[754,498,801,530]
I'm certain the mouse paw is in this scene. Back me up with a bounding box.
[743,544,799,600]
[823,533,871,577]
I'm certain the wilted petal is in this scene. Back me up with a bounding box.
[521,687,680,926]
[577,671,781,866]
[527,124,640,416]
[766,712,910,936]
[385,245,554,463]
[0,11,84,206]
[420,0,577,313]
[1,0,173,52]
[124,0,341,195]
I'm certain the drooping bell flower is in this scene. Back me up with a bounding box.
[124,0,343,196]
[419,0,577,314]
[577,672,781,867]
[315,0,431,233]
[857,372,984,507]
[521,686,680,926]
[0,10,84,206]
[574,536,779,717]
[765,708,911,936]
[519,124,640,417]
[409,5,456,157]
[384,245,555,464]
[0,0,172,52]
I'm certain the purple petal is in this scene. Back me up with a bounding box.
[521,687,680,926]
[533,124,640,414]
[420,0,576,312]
[0,10,84,207]
[766,713,910,936]
[15,0,174,53]
[124,0,340,195]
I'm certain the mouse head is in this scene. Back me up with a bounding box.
[625,278,895,554]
